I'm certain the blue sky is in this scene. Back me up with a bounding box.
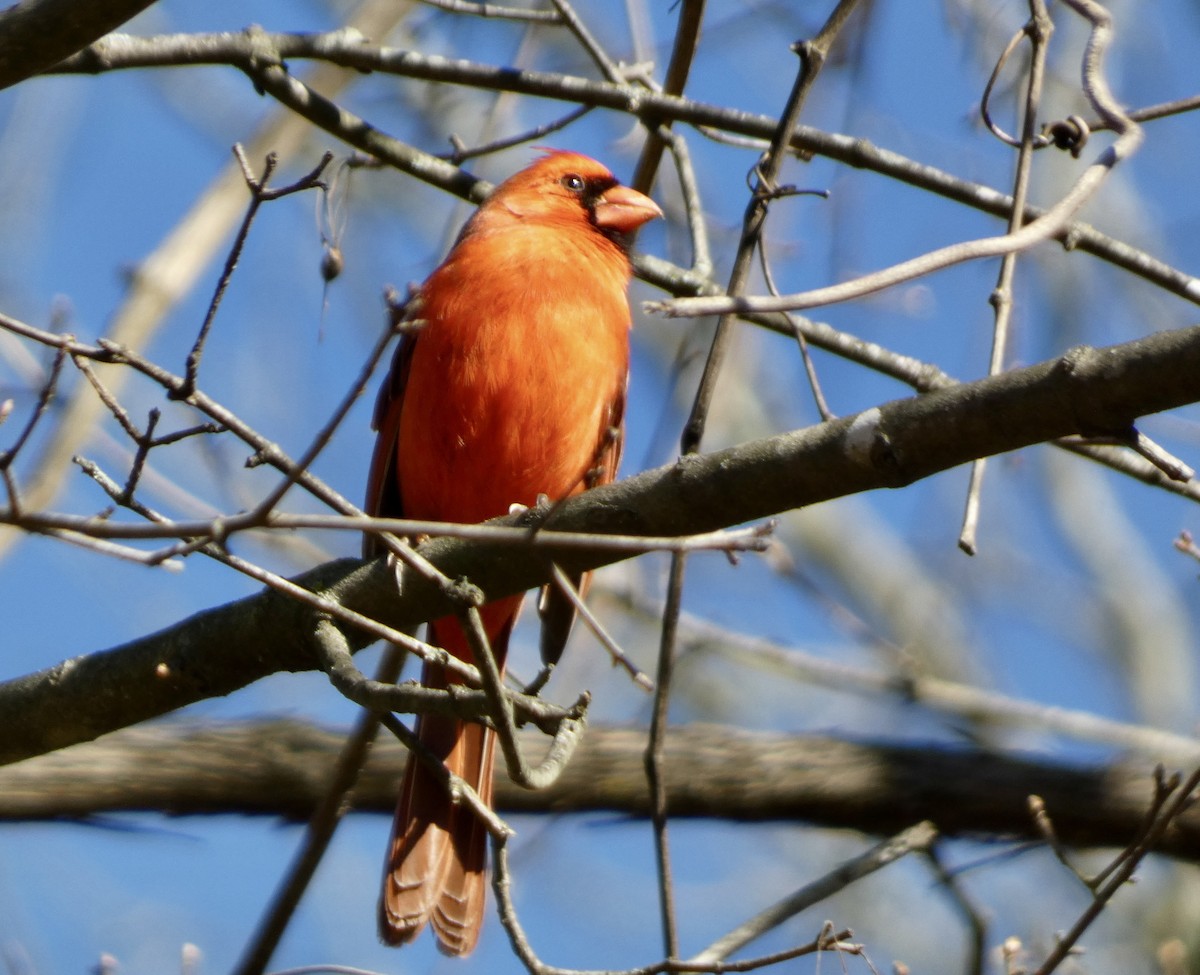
[4,1,1200,972]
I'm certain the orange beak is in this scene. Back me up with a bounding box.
[592,184,663,234]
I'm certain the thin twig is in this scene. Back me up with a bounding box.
[549,562,654,690]
[492,832,859,975]
[457,602,591,791]
[1032,765,1200,975]
[249,297,396,517]
[70,353,142,443]
[441,104,594,164]
[18,518,185,568]
[647,552,684,958]
[631,0,707,199]
[923,844,987,975]
[548,0,622,81]
[757,227,834,422]
[232,643,407,975]
[75,440,470,685]
[959,0,1052,555]
[0,501,774,552]
[1121,428,1194,482]
[678,39,815,454]
[379,705,513,840]
[0,343,66,472]
[177,148,332,399]
[1028,794,1097,891]
[689,821,937,965]
[662,131,712,278]
[417,0,561,22]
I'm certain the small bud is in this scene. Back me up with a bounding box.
[321,244,344,283]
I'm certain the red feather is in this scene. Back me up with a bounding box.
[365,151,661,955]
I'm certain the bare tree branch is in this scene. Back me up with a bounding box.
[7,721,1200,862]
[4,321,1200,766]
[48,30,1200,304]
[0,0,159,90]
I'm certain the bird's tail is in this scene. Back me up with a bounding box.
[378,606,516,955]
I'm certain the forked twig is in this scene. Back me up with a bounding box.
[0,343,67,477]
[491,833,860,975]
[1032,765,1200,975]
[689,821,936,965]
[176,147,333,399]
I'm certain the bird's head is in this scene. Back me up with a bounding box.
[477,150,662,243]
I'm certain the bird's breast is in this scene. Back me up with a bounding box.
[395,229,631,524]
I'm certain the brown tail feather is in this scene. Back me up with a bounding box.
[378,700,495,953]
[379,611,513,955]
[430,718,494,955]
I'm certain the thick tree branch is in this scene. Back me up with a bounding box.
[0,0,158,90]
[4,322,1200,766]
[6,720,1200,861]
[51,29,1200,305]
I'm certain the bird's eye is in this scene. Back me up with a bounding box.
[560,173,586,194]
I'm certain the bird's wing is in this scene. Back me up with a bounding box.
[363,323,418,559]
[537,371,627,666]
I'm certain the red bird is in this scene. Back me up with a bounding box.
[364,151,661,955]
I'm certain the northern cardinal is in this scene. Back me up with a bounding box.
[364,151,661,955]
